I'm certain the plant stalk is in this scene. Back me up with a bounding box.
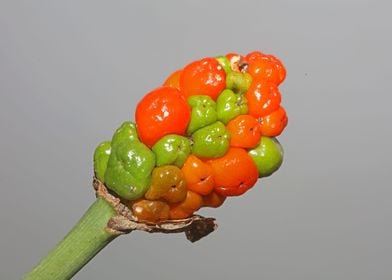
[23,197,118,280]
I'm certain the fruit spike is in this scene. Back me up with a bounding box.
[94,51,287,223]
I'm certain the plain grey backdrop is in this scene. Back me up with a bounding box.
[1,1,391,279]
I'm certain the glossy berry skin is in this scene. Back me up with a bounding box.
[131,199,170,223]
[152,134,191,167]
[191,121,231,159]
[246,51,286,85]
[216,89,248,124]
[226,53,247,72]
[180,57,226,100]
[145,165,187,204]
[181,155,215,195]
[93,141,111,181]
[169,191,203,220]
[226,71,252,94]
[110,121,140,147]
[248,136,284,178]
[104,141,156,200]
[135,86,191,147]
[111,122,139,147]
[245,51,265,62]
[186,95,217,135]
[258,106,288,137]
[202,191,226,208]
[215,55,232,74]
[245,81,281,118]
[208,148,259,196]
[226,53,244,62]
[226,115,262,149]
[163,69,182,90]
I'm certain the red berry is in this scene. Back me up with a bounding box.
[135,86,190,147]
[180,57,226,100]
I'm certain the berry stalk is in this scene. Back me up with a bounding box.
[23,181,217,279]
[23,198,118,280]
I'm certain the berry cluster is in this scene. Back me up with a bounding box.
[94,51,288,223]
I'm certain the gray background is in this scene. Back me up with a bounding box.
[1,1,391,279]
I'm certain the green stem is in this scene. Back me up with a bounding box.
[23,198,119,280]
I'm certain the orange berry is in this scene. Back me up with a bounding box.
[226,115,261,149]
[258,106,288,137]
[163,69,182,90]
[245,81,281,118]
[246,51,286,85]
[169,191,203,220]
[131,199,170,223]
[208,148,258,196]
[145,165,187,204]
[181,155,215,195]
[202,191,226,208]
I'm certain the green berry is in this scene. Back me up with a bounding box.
[152,134,191,167]
[216,89,248,124]
[111,121,139,147]
[226,71,252,94]
[187,95,218,135]
[191,121,230,158]
[248,137,283,178]
[104,140,156,200]
[93,141,111,181]
[215,55,232,74]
